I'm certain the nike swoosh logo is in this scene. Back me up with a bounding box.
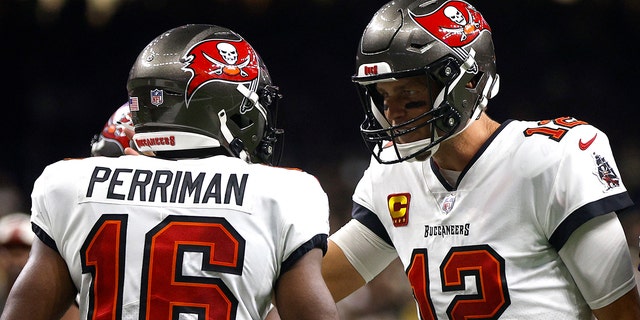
[579,133,597,150]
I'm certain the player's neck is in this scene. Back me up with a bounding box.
[432,114,499,171]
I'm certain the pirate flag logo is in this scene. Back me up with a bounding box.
[592,152,620,191]
[410,0,490,48]
[182,39,259,106]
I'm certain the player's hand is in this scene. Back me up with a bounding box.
[123,127,154,156]
[124,147,144,156]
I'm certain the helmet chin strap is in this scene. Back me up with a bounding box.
[217,109,250,162]
[394,137,439,162]
[214,84,273,163]
[433,48,487,141]
[232,83,275,163]
[433,48,479,110]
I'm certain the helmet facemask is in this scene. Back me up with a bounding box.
[356,52,488,164]
[229,83,284,164]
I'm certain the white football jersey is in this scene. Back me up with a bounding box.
[351,118,635,319]
[30,154,330,320]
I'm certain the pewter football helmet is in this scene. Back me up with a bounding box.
[128,24,282,164]
[353,0,500,163]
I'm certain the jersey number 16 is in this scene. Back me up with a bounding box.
[80,214,246,320]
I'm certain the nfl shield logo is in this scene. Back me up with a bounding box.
[441,194,456,214]
[151,89,164,106]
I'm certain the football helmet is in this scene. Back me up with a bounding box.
[353,0,500,163]
[90,102,133,157]
[127,24,282,164]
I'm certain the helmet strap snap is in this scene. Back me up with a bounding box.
[218,109,250,162]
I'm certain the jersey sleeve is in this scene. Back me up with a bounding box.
[351,158,394,246]
[352,157,376,211]
[332,158,397,282]
[545,124,633,251]
[276,170,331,272]
[558,212,636,309]
[30,158,87,253]
[30,161,64,252]
[329,219,398,283]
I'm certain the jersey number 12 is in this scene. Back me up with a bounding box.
[407,245,510,319]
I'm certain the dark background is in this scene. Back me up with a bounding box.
[1,0,639,227]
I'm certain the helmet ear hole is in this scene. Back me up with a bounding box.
[466,72,484,90]
[230,113,254,130]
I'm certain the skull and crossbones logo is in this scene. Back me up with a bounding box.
[202,42,251,77]
[440,5,481,42]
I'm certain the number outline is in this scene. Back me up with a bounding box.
[80,214,128,320]
[81,215,246,320]
[406,245,510,320]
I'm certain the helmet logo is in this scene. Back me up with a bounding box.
[182,39,259,106]
[410,0,490,47]
[364,65,378,76]
[150,89,164,106]
[357,62,392,79]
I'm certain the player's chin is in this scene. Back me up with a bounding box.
[393,124,431,143]
[395,131,429,144]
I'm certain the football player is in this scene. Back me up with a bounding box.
[322,0,640,319]
[1,24,338,320]
[89,102,133,157]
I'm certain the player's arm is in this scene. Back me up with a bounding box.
[265,222,380,320]
[592,289,640,320]
[273,247,339,320]
[322,239,366,302]
[325,219,398,302]
[557,212,640,319]
[0,238,77,320]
